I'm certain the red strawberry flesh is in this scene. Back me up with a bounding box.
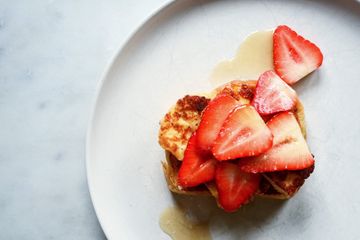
[212,105,273,160]
[252,70,298,115]
[216,162,260,212]
[178,132,216,187]
[239,111,314,173]
[273,25,323,84]
[197,94,239,151]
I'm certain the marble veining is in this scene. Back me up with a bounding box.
[0,0,167,239]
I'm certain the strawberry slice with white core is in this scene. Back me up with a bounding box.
[252,70,298,115]
[197,94,239,151]
[273,25,323,85]
[239,111,314,173]
[215,162,260,212]
[178,132,216,187]
[212,105,273,161]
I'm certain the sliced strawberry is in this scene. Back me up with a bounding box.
[197,94,239,151]
[212,105,273,160]
[252,70,298,115]
[239,111,314,173]
[178,132,216,187]
[261,114,274,123]
[215,162,260,212]
[273,25,323,84]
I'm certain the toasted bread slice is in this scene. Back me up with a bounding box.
[262,165,314,199]
[159,80,313,200]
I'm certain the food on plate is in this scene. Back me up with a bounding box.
[238,111,315,173]
[159,95,209,161]
[273,25,323,84]
[215,162,261,212]
[177,132,216,188]
[252,70,297,115]
[158,25,322,212]
[211,105,273,161]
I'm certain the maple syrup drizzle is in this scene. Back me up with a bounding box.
[159,207,211,240]
[211,30,274,85]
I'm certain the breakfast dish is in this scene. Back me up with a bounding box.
[87,1,360,238]
[159,25,323,212]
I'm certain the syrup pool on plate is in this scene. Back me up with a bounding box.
[211,30,274,85]
[159,207,211,240]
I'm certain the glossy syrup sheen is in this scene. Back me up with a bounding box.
[211,30,274,85]
[159,207,211,240]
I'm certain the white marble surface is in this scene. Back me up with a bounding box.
[0,0,169,239]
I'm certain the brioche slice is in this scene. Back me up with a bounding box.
[159,80,312,200]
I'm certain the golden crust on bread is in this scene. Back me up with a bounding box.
[159,95,210,160]
[213,80,257,104]
[294,100,306,138]
[159,80,313,201]
[263,165,314,198]
[257,177,290,199]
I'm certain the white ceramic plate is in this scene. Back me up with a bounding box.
[87,0,360,239]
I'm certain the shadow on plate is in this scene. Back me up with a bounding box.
[171,193,287,239]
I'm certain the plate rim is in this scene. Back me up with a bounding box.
[85,0,360,239]
[85,1,174,238]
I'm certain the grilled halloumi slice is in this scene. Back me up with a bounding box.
[159,95,210,161]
